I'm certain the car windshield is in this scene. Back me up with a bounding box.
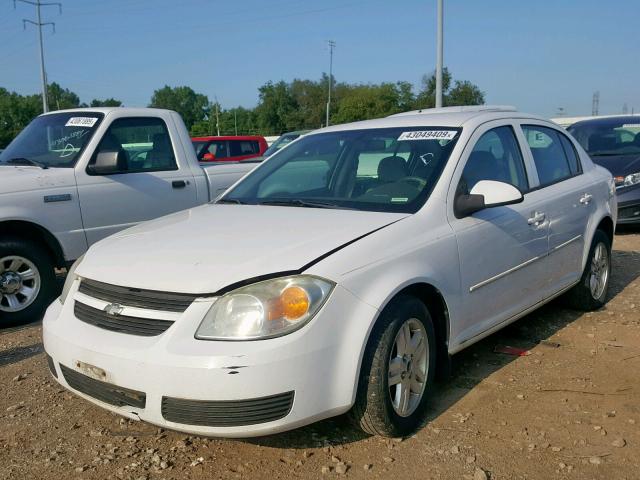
[568,118,640,156]
[263,133,301,157]
[220,126,460,213]
[0,112,103,168]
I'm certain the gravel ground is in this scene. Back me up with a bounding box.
[1,228,639,480]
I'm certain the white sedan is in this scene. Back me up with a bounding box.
[43,106,616,438]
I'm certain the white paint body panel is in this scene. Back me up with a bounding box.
[44,109,616,436]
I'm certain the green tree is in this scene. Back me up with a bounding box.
[414,68,484,108]
[0,87,41,147]
[47,82,81,110]
[90,98,122,107]
[149,85,209,130]
[254,81,297,134]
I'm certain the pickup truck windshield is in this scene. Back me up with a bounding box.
[0,112,103,168]
[221,127,460,213]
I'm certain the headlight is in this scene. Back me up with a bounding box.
[59,254,84,304]
[615,172,640,189]
[195,275,334,340]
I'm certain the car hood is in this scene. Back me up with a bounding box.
[0,165,76,195]
[77,204,408,294]
[590,154,640,177]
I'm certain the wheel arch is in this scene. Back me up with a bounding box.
[596,215,614,245]
[358,281,452,384]
[0,220,66,268]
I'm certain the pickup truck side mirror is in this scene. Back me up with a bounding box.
[88,150,122,175]
[454,180,524,218]
[202,152,216,162]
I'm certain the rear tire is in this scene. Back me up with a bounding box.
[565,229,611,311]
[0,238,56,327]
[350,294,436,437]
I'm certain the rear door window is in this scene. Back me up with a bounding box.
[230,140,259,157]
[522,125,574,186]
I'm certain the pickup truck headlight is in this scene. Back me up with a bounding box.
[59,255,84,304]
[615,172,640,189]
[195,275,334,340]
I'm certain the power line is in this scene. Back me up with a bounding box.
[14,0,62,113]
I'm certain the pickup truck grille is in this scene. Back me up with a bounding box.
[78,279,198,313]
[74,301,174,336]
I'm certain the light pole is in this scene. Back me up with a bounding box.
[326,40,335,127]
[435,0,444,108]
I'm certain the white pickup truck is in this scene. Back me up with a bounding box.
[0,107,258,325]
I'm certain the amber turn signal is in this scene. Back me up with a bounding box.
[280,286,310,320]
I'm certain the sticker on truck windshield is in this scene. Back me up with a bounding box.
[622,123,640,129]
[65,117,98,128]
[398,130,457,141]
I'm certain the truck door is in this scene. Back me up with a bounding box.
[75,116,199,245]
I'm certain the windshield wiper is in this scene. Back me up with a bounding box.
[590,152,637,157]
[216,198,247,205]
[258,199,353,210]
[4,157,49,169]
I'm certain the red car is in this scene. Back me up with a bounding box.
[192,135,268,162]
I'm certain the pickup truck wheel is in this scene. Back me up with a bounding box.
[565,229,611,311]
[350,295,436,437]
[0,239,56,327]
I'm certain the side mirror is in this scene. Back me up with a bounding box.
[455,180,523,218]
[202,152,216,162]
[88,150,121,175]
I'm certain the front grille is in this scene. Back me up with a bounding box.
[61,364,146,409]
[78,278,198,313]
[74,301,173,336]
[46,354,58,379]
[161,391,294,427]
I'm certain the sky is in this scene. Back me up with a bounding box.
[0,0,638,118]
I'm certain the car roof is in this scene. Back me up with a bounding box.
[316,105,546,134]
[191,135,266,141]
[569,115,640,129]
[39,107,174,116]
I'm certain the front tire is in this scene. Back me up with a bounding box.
[0,238,56,327]
[565,229,612,311]
[350,295,436,437]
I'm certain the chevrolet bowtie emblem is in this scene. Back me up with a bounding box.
[104,303,124,316]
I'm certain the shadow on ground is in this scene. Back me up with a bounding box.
[249,247,640,448]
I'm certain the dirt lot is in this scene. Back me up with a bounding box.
[1,229,639,480]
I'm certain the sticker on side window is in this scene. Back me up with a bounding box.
[398,130,456,141]
[65,117,98,128]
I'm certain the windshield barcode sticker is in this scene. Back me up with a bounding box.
[622,123,640,128]
[398,130,456,141]
[65,117,98,128]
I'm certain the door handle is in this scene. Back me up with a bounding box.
[527,211,546,225]
[579,193,593,205]
[172,180,188,189]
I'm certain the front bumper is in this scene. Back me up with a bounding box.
[43,283,378,437]
[616,185,640,224]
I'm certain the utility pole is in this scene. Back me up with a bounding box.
[234,110,238,135]
[15,0,62,113]
[326,40,335,127]
[435,0,444,108]
[214,97,220,136]
[592,91,600,116]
